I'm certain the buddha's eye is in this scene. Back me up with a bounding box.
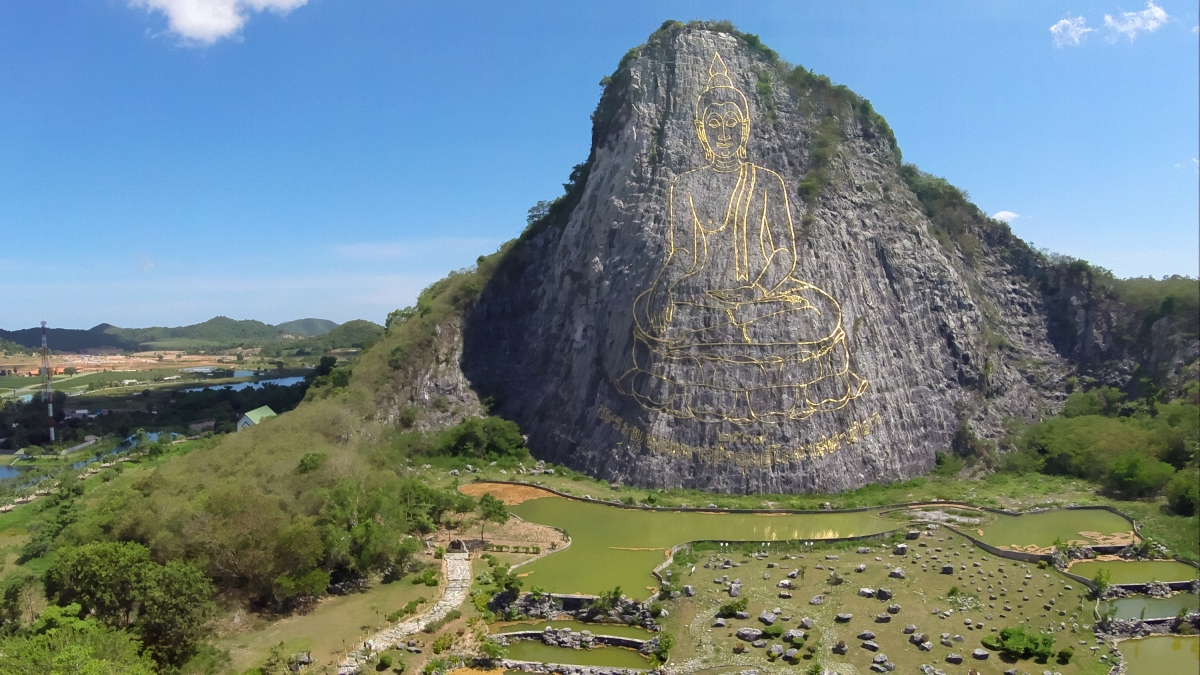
[707,116,722,127]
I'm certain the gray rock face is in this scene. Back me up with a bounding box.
[459,24,1142,493]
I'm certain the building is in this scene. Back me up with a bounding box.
[237,405,277,431]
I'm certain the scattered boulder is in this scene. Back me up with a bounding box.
[800,617,814,629]
[759,612,777,625]
[836,613,853,622]
[832,640,847,654]
[712,618,727,628]
[972,648,989,660]
[945,654,963,664]
[729,584,742,597]
[893,544,909,555]
[767,644,784,658]
[858,630,876,640]
[787,569,799,579]
[907,531,921,540]
[810,595,825,606]
[875,613,892,622]
[736,627,763,641]
[684,585,695,596]
[783,629,805,642]
[859,588,877,597]
[857,547,872,554]
[784,647,799,660]
[889,568,906,579]
[903,624,917,634]
[856,564,867,573]
[862,640,879,651]
[941,564,955,574]
[887,604,901,614]
[751,639,767,648]
[778,591,792,599]
[735,611,751,620]
[876,588,893,600]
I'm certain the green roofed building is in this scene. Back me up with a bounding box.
[236,405,277,432]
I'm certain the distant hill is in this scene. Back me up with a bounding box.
[275,320,384,354]
[0,316,343,352]
[275,318,339,337]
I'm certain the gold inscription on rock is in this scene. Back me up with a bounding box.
[617,53,867,425]
[597,404,881,466]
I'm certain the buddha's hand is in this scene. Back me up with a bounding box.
[705,285,762,304]
[646,291,674,334]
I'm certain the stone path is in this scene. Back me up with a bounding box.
[338,552,473,674]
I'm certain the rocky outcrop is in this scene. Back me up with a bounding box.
[433,23,1197,493]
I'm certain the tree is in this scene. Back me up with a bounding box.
[0,604,156,675]
[134,560,215,666]
[1105,452,1174,497]
[1166,469,1200,515]
[1092,568,1112,595]
[478,493,508,545]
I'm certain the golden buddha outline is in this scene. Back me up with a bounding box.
[617,53,868,425]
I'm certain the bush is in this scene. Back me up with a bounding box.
[1166,469,1200,516]
[431,633,454,654]
[989,626,1055,661]
[717,597,748,618]
[1106,452,1175,498]
[430,417,527,460]
[1057,646,1074,664]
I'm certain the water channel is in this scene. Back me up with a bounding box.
[1069,559,1199,585]
[1100,593,1200,620]
[1119,635,1199,675]
[507,497,895,595]
[182,376,304,393]
[975,508,1133,549]
[502,640,650,668]
[493,620,652,640]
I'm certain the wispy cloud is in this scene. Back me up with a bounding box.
[1104,1,1169,41]
[992,210,1020,223]
[129,0,309,46]
[1050,16,1094,47]
[138,254,156,272]
[334,238,498,262]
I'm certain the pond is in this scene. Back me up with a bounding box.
[507,497,894,595]
[1100,593,1200,620]
[0,465,31,481]
[493,620,653,640]
[182,376,304,393]
[975,508,1133,550]
[1070,559,1200,585]
[502,640,650,668]
[1119,635,1199,675]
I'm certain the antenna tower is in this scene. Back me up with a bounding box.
[40,321,55,443]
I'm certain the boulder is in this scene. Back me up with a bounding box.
[778,590,792,599]
[893,544,908,555]
[859,588,876,597]
[729,584,741,597]
[945,654,963,664]
[903,624,917,634]
[941,564,955,574]
[809,595,825,606]
[784,648,799,660]
[873,654,889,664]
[684,585,695,596]
[751,639,767,648]
[887,604,901,614]
[836,613,853,622]
[767,644,784,658]
[783,629,805,642]
[800,617,814,629]
[907,531,921,540]
[972,648,989,660]
[735,611,750,620]
[787,569,799,579]
[919,641,933,651]
[862,640,879,651]
[876,588,893,600]
[889,568,906,579]
[778,580,793,589]
[857,630,876,640]
[736,627,764,641]
[875,613,892,622]
[758,612,777,625]
[712,618,727,628]
[856,564,867,573]
[832,640,847,654]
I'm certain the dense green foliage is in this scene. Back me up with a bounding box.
[43,541,214,666]
[0,604,157,674]
[267,319,384,357]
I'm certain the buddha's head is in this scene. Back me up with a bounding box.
[694,53,751,165]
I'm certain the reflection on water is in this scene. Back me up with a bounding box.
[503,640,649,668]
[1120,635,1199,675]
[0,465,30,480]
[1101,594,1199,620]
[507,497,892,595]
[977,509,1133,549]
[1070,560,1199,585]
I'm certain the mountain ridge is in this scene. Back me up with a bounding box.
[0,316,354,352]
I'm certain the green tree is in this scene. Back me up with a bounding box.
[44,541,152,627]
[1092,568,1112,595]
[134,560,215,666]
[0,604,156,675]
[478,493,508,545]
[1166,469,1200,516]
[1106,452,1175,497]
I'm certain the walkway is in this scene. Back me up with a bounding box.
[338,552,473,674]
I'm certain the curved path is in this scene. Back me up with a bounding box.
[338,552,473,674]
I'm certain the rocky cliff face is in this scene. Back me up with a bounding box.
[447,23,1193,493]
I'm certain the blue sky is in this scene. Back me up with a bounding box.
[1,1,1196,329]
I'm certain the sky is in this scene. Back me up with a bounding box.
[0,1,1196,330]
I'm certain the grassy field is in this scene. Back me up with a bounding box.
[660,536,1110,675]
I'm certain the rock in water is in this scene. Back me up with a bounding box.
[459,22,1139,492]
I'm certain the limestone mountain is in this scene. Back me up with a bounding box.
[372,22,1196,493]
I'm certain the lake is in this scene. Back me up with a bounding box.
[975,508,1134,549]
[1069,559,1199,585]
[1119,635,1199,675]
[182,376,304,393]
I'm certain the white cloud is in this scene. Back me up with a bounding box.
[129,0,309,45]
[138,254,156,272]
[1050,16,1094,47]
[1104,1,1169,41]
[992,210,1020,223]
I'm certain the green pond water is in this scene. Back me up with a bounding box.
[1100,593,1200,620]
[508,497,893,595]
[1119,635,1200,675]
[1069,560,1199,585]
[494,620,652,640]
[503,640,650,668]
[976,508,1133,549]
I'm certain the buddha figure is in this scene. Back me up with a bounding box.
[619,53,867,425]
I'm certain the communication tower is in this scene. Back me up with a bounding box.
[40,321,54,443]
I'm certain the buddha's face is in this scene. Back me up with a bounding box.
[696,102,748,160]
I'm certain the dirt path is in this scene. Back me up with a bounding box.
[337,552,473,674]
[459,482,557,505]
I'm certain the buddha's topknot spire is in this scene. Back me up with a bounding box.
[706,53,734,90]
